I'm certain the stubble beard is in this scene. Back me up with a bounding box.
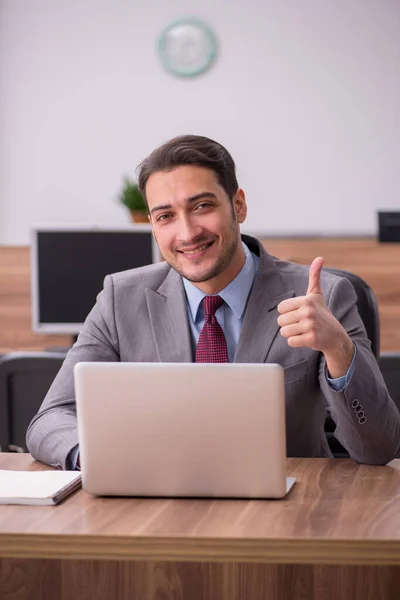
[168,219,240,283]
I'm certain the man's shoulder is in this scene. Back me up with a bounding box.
[108,261,172,291]
[265,254,345,296]
[244,234,344,296]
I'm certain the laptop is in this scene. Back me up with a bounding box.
[74,362,296,499]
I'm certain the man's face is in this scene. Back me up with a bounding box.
[146,165,247,293]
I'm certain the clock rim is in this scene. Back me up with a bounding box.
[157,18,218,78]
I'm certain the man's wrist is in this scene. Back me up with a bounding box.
[324,334,355,379]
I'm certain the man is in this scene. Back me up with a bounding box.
[27,135,400,469]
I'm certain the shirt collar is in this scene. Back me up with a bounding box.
[182,242,257,323]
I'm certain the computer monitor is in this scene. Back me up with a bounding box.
[378,211,400,243]
[31,225,161,335]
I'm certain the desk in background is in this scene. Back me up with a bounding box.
[1,454,400,600]
[1,238,400,353]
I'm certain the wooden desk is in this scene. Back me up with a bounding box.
[1,455,400,599]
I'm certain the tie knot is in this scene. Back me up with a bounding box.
[204,295,224,317]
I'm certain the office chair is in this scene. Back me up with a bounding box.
[379,352,400,413]
[324,268,380,359]
[0,351,66,452]
[323,268,380,458]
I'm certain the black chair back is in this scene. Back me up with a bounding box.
[324,268,380,360]
[0,352,66,452]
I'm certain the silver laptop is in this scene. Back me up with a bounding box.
[74,362,295,499]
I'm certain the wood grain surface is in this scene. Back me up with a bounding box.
[1,559,400,600]
[1,454,400,565]
[1,454,400,600]
[1,239,400,354]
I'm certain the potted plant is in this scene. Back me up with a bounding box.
[118,177,148,223]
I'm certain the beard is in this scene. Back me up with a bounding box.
[167,219,240,283]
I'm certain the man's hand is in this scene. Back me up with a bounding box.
[277,257,355,379]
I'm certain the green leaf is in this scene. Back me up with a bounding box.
[118,177,147,212]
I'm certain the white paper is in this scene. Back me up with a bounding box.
[0,469,81,500]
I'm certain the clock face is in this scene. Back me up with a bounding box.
[158,19,218,78]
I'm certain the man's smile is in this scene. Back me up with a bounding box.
[177,240,215,258]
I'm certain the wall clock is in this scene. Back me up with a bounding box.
[158,19,218,78]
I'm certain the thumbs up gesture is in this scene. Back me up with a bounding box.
[277,257,354,378]
[306,257,324,296]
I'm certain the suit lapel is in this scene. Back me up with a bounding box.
[234,237,295,363]
[145,235,295,364]
[145,268,193,362]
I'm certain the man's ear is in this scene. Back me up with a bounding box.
[233,188,247,224]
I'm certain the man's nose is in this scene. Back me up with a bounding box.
[177,217,202,244]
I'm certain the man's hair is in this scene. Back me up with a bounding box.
[137,135,239,207]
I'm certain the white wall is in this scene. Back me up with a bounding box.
[0,0,399,244]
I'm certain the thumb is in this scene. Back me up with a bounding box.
[306,257,324,295]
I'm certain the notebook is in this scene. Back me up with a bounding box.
[74,362,296,499]
[0,469,82,505]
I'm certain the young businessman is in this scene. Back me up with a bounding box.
[27,135,400,469]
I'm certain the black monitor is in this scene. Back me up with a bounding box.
[31,226,161,334]
[378,211,400,243]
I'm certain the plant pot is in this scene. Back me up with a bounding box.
[130,210,149,223]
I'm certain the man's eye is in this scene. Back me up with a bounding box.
[157,214,172,222]
[196,202,212,210]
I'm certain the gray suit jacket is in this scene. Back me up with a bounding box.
[26,235,400,468]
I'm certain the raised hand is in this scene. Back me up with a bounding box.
[277,257,354,378]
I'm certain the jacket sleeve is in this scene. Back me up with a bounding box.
[26,275,119,469]
[319,276,400,464]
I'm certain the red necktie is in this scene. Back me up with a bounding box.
[195,295,228,363]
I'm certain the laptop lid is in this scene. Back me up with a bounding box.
[74,362,294,499]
